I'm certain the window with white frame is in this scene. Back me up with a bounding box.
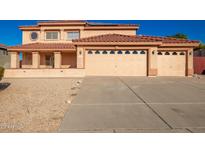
[67,32,80,40]
[46,32,58,40]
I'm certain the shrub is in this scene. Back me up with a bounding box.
[0,66,5,80]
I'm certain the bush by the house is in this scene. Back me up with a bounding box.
[0,66,5,80]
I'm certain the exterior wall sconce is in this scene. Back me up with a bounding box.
[152,50,155,55]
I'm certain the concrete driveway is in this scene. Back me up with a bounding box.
[59,76,205,133]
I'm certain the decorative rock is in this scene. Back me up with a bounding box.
[65,100,71,104]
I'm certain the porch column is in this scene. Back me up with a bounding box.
[54,52,62,68]
[147,47,158,76]
[10,52,20,68]
[77,47,84,68]
[187,48,194,76]
[32,51,40,68]
[40,29,44,41]
[60,29,64,41]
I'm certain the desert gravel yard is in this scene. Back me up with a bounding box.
[0,78,82,132]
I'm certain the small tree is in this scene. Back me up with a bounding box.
[167,33,188,39]
[199,43,205,49]
[0,66,4,80]
[194,43,205,50]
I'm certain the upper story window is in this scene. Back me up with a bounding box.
[46,32,59,40]
[67,32,80,40]
[0,50,7,56]
[30,32,38,40]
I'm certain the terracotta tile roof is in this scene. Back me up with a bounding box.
[20,21,139,29]
[138,35,199,44]
[37,20,87,26]
[8,43,76,50]
[73,34,161,43]
[73,34,199,44]
[38,20,86,24]
[37,20,138,27]
[86,22,139,27]
[19,25,40,30]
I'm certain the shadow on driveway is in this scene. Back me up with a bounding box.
[0,82,10,91]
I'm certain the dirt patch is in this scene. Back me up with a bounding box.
[0,78,82,132]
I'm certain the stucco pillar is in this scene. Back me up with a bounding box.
[148,47,158,76]
[32,52,40,68]
[187,48,194,76]
[10,52,20,68]
[60,29,64,41]
[54,52,62,68]
[40,29,44,41]
[77,47,84,68]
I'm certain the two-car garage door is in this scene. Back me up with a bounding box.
[85,50,147,76]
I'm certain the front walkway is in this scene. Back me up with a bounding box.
[59,76,205,133]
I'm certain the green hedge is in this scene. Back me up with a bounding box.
[0,66,5,80]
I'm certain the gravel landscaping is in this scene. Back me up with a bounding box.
[0,78,82,132]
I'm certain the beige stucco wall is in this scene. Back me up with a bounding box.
[32,52,40,68]
[10,52,19,68]
[54,52,61,68]
[22,25,136,44]
[8,49,194,77]
[21,51,77,69]
[76,47,84,68]
[81,30,136,38]
[22,65,32,68]
[61,52,77,68]
[187,48,193,75]
[22,52,54,69]
[22,31,41,44]
[22,26,82,44]
[4,69,85,78]
[148,47,158,76]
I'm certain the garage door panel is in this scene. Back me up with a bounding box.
[158,52,185,76]
[85,50,147,76]
[116,54,147,76]
[86,53,116,76]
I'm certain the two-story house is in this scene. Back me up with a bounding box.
[6,20,199,77]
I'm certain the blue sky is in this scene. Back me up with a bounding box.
[0,20,204,46]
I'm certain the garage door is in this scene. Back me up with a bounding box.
[157,51,186,76]
[85,50,147,76]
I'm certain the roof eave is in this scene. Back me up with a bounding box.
[19,26,40,31]
[161,43,200,47]
[7,48,76,52]
[37,22,86,26]
[73,42,162,46]
[84,26,139,30]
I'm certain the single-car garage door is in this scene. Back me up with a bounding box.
[157,51,186,76]
[85,50,147,76]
